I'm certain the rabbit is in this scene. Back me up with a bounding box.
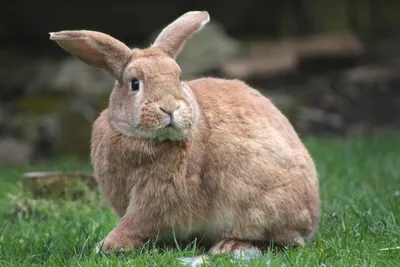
[49,11,320,256]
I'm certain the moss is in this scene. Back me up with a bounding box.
[15,95,70,115]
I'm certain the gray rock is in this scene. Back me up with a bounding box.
[26,58,115,97]
[1,55,115,98]
[341,65,400,84]
[5,115,44,142]
[149,21,244,79]
[177,21,244,79]
[296,106,344,133]
[2,114,59,158]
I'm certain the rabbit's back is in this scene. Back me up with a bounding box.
[187,77,320,240]
[187,77,309,155]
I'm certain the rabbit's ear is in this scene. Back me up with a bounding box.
[50,30,132,81]
[152,11,210,59]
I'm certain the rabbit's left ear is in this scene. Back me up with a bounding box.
[152,11,210,59]
[50,30,132,81]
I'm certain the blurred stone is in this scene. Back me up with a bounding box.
[27,58,115,96]
[337,65,400,128]
[365,36,400,65]
[296,107,344,134]
[0,137,33,165]
[2,111,59,158]
[5,115,42,142]
[341,65,400,84]
[1,55,114,99]
[172,21,244,79]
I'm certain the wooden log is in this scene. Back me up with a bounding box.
[22,171,97,198]
[220,33,364,79]
[295,33,364,59]
[220,51,298,79]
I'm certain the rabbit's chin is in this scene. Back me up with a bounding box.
[153,126,189,142]
[111,119,190,142]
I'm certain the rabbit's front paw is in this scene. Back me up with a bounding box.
[95,234,141,254]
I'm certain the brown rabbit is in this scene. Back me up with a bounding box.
[50,11,320,255]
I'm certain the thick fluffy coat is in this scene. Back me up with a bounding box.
[50,11,320,254]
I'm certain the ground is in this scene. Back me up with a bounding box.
[0,134,399,266]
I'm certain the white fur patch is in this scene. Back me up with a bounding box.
[178,255,210,266]
[177,247,262,266]
[158,208,234,246]
[158,217,231,245]
[138,80,144,91]
[232,247,263,260]
[94,242,102,254]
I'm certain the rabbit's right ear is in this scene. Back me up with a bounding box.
[152,11,210,59]
[50,30,132,81]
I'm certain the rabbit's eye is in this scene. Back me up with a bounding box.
[130,78,140,91]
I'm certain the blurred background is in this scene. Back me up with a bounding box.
[1,0,400,166]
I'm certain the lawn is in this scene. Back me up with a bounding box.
[0,134,399,266]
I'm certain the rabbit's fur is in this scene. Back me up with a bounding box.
[50,11,320,254]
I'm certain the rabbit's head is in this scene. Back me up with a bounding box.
[50,11,210,141]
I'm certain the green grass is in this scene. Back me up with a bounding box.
[0,134,399,266]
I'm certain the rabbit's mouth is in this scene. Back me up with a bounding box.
[109,113,190,142]
[150,108,190,141]
[155,125,188,142]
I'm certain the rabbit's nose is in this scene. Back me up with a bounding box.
[159,104,180,115]
[159,106,173,115]
[159,104,181,127]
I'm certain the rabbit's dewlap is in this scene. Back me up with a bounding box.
[50,10,320,256]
